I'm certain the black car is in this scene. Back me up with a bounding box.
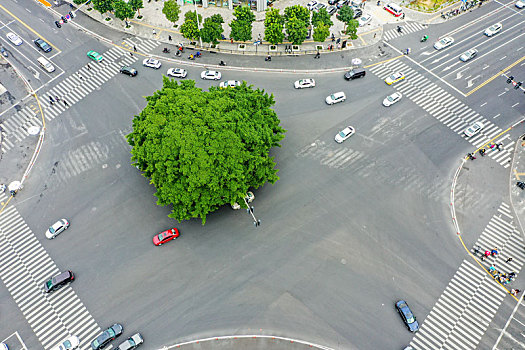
[395,300,419,332]
[91,324,124,350]
[328,0,339,4]
[353,8,363,18]
[327,5,338,14]
[120,66,137,77]
[34,38,52,53]
[337,0,349,8]
[344,68,366,80]
[43,270,74,293]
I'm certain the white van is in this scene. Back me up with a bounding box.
[384,2,403,16]
[37,56,55,73]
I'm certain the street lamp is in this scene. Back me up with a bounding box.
[193,0,203,47]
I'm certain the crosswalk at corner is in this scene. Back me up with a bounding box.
[369,60,513,168]
[382,22,428,41]
[409,202,524,349]
[0,193,101,350]
[0,38,159,154]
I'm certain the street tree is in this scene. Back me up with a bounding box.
[285,16,308,45]
[345,19,359,39]
[229,6,255,41]
[128,0,144,18]
[127,78,286,225]
[162,0,181,26]
[180,11,201,41]
[312,8,332,27]
[264,8,284,45]
[337,5,355,24]
[284,5,310,25]
[92,0,114,18]
[113,0,135,26]
[200,15,224,45]
[313,22,330,42]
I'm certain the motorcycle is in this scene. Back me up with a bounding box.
[188,54,195,60]
[219,61,226,66]
[162,48,170,53]
[1,47,8,58]
[420,35,429,42]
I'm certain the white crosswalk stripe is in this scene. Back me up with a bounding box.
[383,22,427,41]
[409,202,523,349]
[369,61,512,168]
[0,196,101,350]
[0,38,159,153]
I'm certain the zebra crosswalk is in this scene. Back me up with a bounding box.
[0,38,159,153]
[409,202,524,349]
[0,193,101,350]
[383,22,427,41]
[369,60,513,168]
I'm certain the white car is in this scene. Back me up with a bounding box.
[433,36,454,50]
[294,78,316,89]
[115,333,144,350]
[167,68,187,78]
[307,0,318,10]
[516,0,524,8]
[50,335,80,350]
[0,343,7,350]
[359,14,372,26]
[219,80,240,88]
[335,126,355,143]
[313,3,327,12]
[459,48,478,62]
[201,70,222,80]
[383,91,402,107]
[325,91,346,105]
[143,58,161,69]
[464,121,484,137]
[6,32,22,46]
[484,23,502,37]
[45,219,70,239]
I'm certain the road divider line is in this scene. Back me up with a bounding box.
[466,55,525,96]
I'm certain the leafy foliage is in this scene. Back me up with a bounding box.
[284,5,310,25]
[229,6,255,41]
[127,79,286,224]
[114,0,134,22]
[345,19,359,39]
[337,5,354,23]
[312,8,333,27]
[180,11,201,41]
[162,0,181,25]
[200,15,224,45]
[285,16,308,45]
[264,8,284,45]
[128,0,143,17]
[92,0,114,15]
[313,22,330,42]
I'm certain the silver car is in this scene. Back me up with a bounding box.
[325,91,346,105]
[45,219,70,239]
[464,121,484,137]
[115,333,143,350]
[484,23,502,37]
[167,68,187,78]
[434,36,454,50]
[383,91,402,107]
[459,48,478,62]
[201,70,222,80]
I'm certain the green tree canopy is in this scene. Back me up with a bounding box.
[128,0,143,17]
[337,5,355,23]
[113,0,134,23]
[264,8,284,45]
[312,8,332,27]
[284,5,310,25]
[162,0,181,25]
[229,6,255,41]
[127,79,286,224]
[313,22,330,42]
[180,11,201,41]
[285,16,308,45]
[200,15,224,45]
[92,0,114,16]
[345,19,359,39]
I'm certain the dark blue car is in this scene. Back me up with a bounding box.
[396,300,419,332]
[34,38,52,52]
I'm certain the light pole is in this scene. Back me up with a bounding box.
[243,194,261,227]
[193,0,203,47]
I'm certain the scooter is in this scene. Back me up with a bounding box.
[163,48,170,53]
[1,47,8,58]
[219,61,226,66]
[421,35,429,42]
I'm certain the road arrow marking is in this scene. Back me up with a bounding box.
[432,54,449,64]
[29,66,40,80]
[454,67,469,80]
[467,75,481,88]
[420,51,433,56]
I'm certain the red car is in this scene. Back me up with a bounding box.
[153,228,180,246]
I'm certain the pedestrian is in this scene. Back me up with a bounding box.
[511,289,520,296]
[402,13,405,19]
[76,72,83,80]
[491,248,499,256]
[331,33,335,42]
[507,257,513,263]
[490,143,495,149]
[133,45,137,52]
[55,96,61,102]
[498,142,503,151]
[481,254,487,261]
[49,99,54,106]
[336,38,341,44]
[473,245,481,254]
[49,96,55,103]
[130,52,133,57]
[63,99,69,107]
[489,264,496,273]
[337,43,341,49]
[152,29,157,36]
[168,35,172,41]
[485,250,491,258]
[230,38,233,44]
[374,33,377,38]
[87,64,92,70]
[377,0,380,5]
[314,51,320,59]
[480,148,485,156]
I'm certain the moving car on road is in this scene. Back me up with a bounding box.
[46,219,70,239]
[344,68,366,80]
[201,70,221,80]
[87,50,103,62]
[6,32,22,46]
[167,68,187,78]
[43,270,75,293]
[464,121,484,137]
[153,228,180,246]
[91,324,123,350]
[325,91,346,105]
[219,80,241,88]
[294,78,316,89]
[395,300,419,332]
[115,333,143,350]
[34,38,52,52]
[120,66,137,77]
[459,48,478,62]
[484,23,502,37]
[142,58,161,69]
[335,126,355,143]
[385,72,405,85]
[383,91,402,106]
[50,335,80,350]
[516,0,524,8]
[433,36,454,50]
